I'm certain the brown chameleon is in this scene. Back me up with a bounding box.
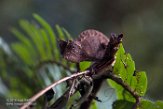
[59,29,111,63]
[58,29,123,108]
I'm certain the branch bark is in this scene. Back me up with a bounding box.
[20,70,90,109]
[20,57,140,109]
[92,72,140,109]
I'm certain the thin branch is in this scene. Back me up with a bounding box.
[22,60,140,109]
[20,70,90,109]
[92,72,140,109]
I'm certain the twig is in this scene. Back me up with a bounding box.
[20,70,90,109]
[22,60,140,109]
[92,72,141,109]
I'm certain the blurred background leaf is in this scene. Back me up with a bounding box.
[0,14,76,108]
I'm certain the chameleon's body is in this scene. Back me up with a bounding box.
[59,29,109,63]
[59,29,123,109]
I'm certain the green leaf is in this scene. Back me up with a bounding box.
[108,44,148,102]
[39,28,53,60]
[132,71,147,96]
[79,61,92,71]
[11,14,75,70]
[55,24,65,40]
[112,100,134,109]
[156,101,163,108]
[90,100,98,109]
[108,44,135,101]
[112,99,163,109]
[33,14,59,59]
[33,14,56,48]
[113,44,125,75]
[19,20,48,61]
[138,100,163,109]
[62,27,73,40]
[11,28,31,47]
[11,27,37,59]
[11,43,35,65]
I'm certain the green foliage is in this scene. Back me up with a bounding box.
[113,100,134,109]
[79,61,92,71]
[0,14,76,108]
[0,14,162,109]
[108,44,163,109]
[113,100,163,109]
[90,100,98,109]
[108,44,147,102]
[138,100,163,109]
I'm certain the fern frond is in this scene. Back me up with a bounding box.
[55,24,65,40]
[62,27,73,40]
[11,43,35,65]
[33,14,59,59]
[11,14,74,72]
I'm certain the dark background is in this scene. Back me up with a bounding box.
[0,0,163,102]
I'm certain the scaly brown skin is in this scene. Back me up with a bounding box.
[59,29,123,109]
[59,29,110,63]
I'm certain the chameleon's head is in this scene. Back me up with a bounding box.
[59,40,87,63]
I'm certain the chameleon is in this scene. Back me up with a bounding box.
[59,29,110,63]
[58,29,123,109]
